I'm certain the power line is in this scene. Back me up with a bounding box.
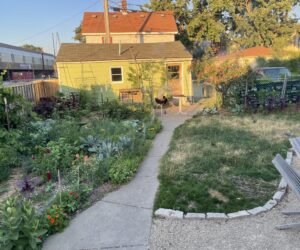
[16,1,100,44]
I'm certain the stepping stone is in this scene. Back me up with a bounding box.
[263,200,277,211]
[273,191,285,201]
[206,213,228,219]
[154,208,184,219]
[184,213,206,219]
[278,178,288,190]
[227,210,250,219]
[247,207,268,215]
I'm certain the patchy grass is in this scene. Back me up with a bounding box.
[155,113,300,213]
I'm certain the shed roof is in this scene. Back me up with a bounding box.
[56,42,192,62]
[82,11,178,33]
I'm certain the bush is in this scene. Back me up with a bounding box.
[100,101,151,120]
[0,196,47,249]
[66,156,107,187]
[0,85,33,129]
[145,118,162,139]
[32,138,78,178]
[45,205,69,234]
[0,129,24,182]
[53,191,80,215]
[109,157,142,183]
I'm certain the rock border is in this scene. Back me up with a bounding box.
[154,150,292,220]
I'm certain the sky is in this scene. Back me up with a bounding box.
[1,0,300,54]
[0,0,147,53]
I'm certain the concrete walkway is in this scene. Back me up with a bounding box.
[43,106,199,250]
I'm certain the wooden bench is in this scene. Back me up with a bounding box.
[290,137,300,160]
[272,154,300,230]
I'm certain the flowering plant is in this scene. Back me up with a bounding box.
[53,191,80,215]
[46,205,69,234]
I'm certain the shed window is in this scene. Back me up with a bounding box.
[111,67,123,82]
[168,65,180,79]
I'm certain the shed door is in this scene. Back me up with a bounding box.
[167,64,182,96]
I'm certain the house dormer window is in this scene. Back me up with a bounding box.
[111,67,123,82]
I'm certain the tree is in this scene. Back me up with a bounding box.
[143,0,192,48]
[196,58,250,107]
[143,0,173,10]
[21,44,43,52]
[73,22,86,43]
[128,61,165,105]
[188,0,299,51]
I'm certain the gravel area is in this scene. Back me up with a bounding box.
[150,156,300,250]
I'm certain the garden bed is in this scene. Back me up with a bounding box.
[0,100,162,249]
[154,112,300,213]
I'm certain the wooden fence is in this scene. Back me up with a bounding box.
[4,79,60,104]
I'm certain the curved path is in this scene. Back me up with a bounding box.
[43,106,199,250]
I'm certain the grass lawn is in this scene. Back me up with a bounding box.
[155,112,300,213]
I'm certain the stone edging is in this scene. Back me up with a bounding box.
[154,150,292,220]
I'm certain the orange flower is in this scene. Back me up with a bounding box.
[47,215,51,220]
[50,218,55,224]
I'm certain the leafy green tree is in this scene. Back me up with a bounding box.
[195,58,250,107]
[143,0,192,48]
[143,0,174,10]
[21,44,43,52]
[128,61,165,105]
[146,0,299,52]
[73,22,86,43]
[188,0,299,51]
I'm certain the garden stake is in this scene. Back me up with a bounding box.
[4,97,10,130]
[58,169,62,204]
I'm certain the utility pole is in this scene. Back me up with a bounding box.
[104,0,111,44]
[52,33,56,56]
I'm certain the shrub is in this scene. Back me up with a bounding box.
[45,205,69,234]
[53,191,80,215]
[109,157,142,183]
[100,101,151,120]
[0,84,33,129]
[0,196,47,250]
[145,118,162,139]
[66,156,107,187]
[32,138,78,178]
[0,129,23,182]
[27,119,56,147]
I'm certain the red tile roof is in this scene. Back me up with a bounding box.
[239,46,273,57]
[217,46,274,60]
[82,11,178,33]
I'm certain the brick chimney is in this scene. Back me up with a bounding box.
[121,0,128,15]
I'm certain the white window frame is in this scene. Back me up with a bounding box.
[110,66,123,83]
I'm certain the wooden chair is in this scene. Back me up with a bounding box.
[272,154,300,230]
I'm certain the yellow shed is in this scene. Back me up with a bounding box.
[56,41,193,103]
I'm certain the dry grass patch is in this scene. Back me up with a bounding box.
[154,112,300,213]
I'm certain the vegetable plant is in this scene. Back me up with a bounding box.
[0,196,47,250]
